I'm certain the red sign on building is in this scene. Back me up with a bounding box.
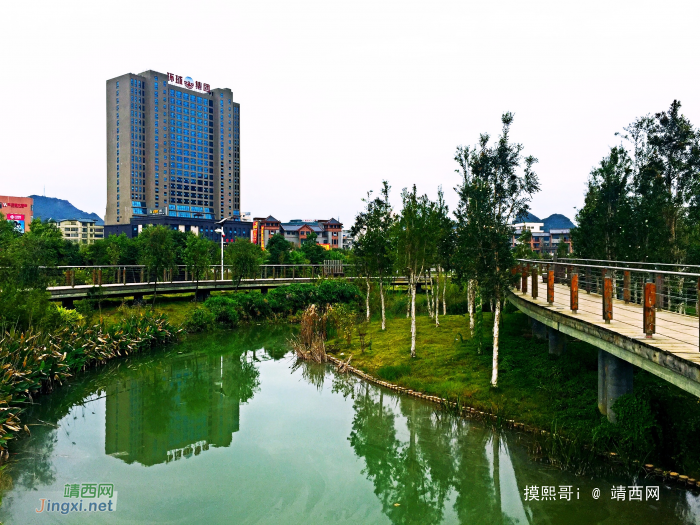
[167,72,211,93]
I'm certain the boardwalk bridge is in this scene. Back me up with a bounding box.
[511,258,700,421]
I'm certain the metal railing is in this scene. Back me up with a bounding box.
[42,263,361,288]
[514,258,700,342]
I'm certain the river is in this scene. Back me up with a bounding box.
[0,326,699,524]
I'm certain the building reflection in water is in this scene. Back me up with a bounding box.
[105,351,259,466]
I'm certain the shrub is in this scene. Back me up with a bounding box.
[54,305,84,327]
[184,307,215,333]
[204,296,240,326]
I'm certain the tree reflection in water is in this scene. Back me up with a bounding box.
[348,379,533,525]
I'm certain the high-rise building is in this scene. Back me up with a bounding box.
[105,70,240,226]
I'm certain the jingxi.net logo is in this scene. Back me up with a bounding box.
[184,76,195,89]
[35,482,117,515]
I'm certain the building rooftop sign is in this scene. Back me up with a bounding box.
[167,72,210,93]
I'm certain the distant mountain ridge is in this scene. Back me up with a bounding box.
[514,211,574,232]
[30,195,103,225]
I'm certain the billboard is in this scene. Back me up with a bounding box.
[7,213,25,234]
[252,221,258,245]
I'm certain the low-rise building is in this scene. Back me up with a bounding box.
[512,227,572,255]
[104,213,252,244]
[58,219,105,244]
[0,195,33,233]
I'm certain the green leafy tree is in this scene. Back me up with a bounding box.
[266,233,292,264]
[184,233,213,298]
[571,146,634,260]
[301,232,326,265]
[351,181,394,328]
[225,239,264,287]
[454,112,539,387]
[392,185,438,357]
[138,226,176,304]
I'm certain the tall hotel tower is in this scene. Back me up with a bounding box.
[105,70,240,225]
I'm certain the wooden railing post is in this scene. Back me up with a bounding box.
[603,276,613,323]
[521,265,528,294]
[644,282,656,337]
[655,274,665,310]
[98,269,102,286]
[531,266,538,299]
[140,268,144,283]
[514,266,521,291]
[123,267,126,284]
[570,273,578,313]
[92,269,96,285]
[585,267,591,294]
[623,271,630,304]
[547,270,554,304]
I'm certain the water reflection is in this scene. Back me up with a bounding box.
[340,367,699,525]
[105,350,259,466]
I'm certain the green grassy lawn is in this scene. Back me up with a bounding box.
[329,311,601,435]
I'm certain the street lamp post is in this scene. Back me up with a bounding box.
[215,228,224,280]
[215,216,233,281]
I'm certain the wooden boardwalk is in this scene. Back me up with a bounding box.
[509,278,700,397]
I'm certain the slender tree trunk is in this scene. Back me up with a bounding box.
[426,270,433,319]
[406,282,411,318]
[410,277,417,358]
[491,290,501,387]
[435,268,440,327]
[442,271,447,315]
[468,279,476,334]
[380,280,386,330]
[366,278,371,322]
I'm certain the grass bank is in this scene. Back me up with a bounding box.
[327,309,700,479]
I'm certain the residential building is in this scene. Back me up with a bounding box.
[105,70,240,226]
[279,219,343,249]
[512,227,572,255]
[513,221,544,233]
[252,216,281,249]
[58,219,105,244]
[342,230,354,250]
[249,217,345,250]
[0,195,33,233]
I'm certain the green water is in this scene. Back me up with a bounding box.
[1,326,699,524]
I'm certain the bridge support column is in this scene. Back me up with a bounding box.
[132,293,144,306]
[260,287,268,295]
[531,319,547,340]
[598,350,633,422]
[61,298,74,309]
[547,327,566,355]
[195,290,210,302]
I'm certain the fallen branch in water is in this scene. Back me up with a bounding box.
[336,355,353,373]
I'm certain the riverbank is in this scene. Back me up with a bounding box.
[326,310,700,479]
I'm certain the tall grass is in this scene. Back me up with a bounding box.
[0,306,180,453]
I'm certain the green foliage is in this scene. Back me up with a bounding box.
[574,101,700,263]
[0,307,179,451]
[54,305,84,326]
[265,233,292,264]
[225,238,264,286]
[183,233,213,281]
[138,226,176,281]
[196,281,362,327]
[593,392,660,460]
[183,307,216,333]
[301,232,326,264]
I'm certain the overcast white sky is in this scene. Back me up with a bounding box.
[1,0,699,225]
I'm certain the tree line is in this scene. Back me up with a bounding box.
[572,100,700,264]
[351,113,539,386]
